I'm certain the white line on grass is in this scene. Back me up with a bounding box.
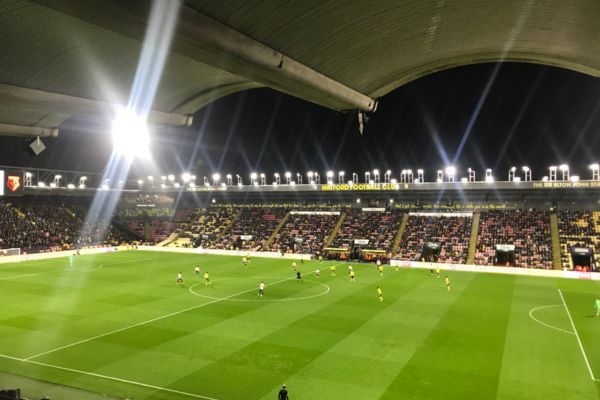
[528,305,575,335]
[558,289,599,381]
[24,276,293,361]
[0,353,220,400]
[0,257,153,281]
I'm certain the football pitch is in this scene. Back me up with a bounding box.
[0,250,598,400]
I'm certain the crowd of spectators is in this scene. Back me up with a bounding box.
[216,207,288,250]
[558,210,600,270]
[0,199,135,253]
[396,214,471,264]
[331,210,402,251]
[269,213,339,254]
[181,207,238,248]
[474,210,552,269]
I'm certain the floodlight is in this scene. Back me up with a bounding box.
[260,173,265,178]
[147,175,154,181]
[549,166,557,171]
[386,170,391,175]
[356,198,361,203]
[510,166,516,172]
[274,173,280,177]
[417,169,424,174]
[182,173,191,182]
[445,166,456,175]
[590,163,600,171]
[137,179,144,185]
[389,199,394,204]
[38,182,46,188]
[542,176,549,181]
[485,176,494,183]
[559,164,569,171]
[522,166,530,172]
[391,178,397,184]
[221,182,226,187]
[285,172,291,178]
[226,174,232,179]
[168,174,175,182]
[250,172,258,180]
[25,172,33,178]
[174,182,180,187]
[67,184,75,189]
[570,175,579,182]
[212,198,216,204]
[339,171,345,176]
[513,177,521,182]
[461,177,468,183]
[212,173,220,181]
[49,183,56,188]
[111,108,150,159]
[327,171,334,178]
[101,183,109,190]
[373,169,379,175]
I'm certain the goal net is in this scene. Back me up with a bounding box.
[0,248,20,256]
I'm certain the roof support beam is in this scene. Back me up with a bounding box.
[0,124,59,138]
[0,84,193,127]
[32,0,376,112]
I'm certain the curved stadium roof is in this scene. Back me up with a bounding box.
[0,0,599,133]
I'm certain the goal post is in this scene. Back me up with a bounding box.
[0,248,21,256]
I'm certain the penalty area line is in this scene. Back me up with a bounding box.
[0,353,220,400]
[558,289,598,381]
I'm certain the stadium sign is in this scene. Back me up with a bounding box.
[322,183,399,191]
[0,169,24,196]
[354,239,369,245]
[496,244,515,251]
[240,235,253,240]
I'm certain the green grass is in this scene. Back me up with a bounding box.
[0,250,598,400]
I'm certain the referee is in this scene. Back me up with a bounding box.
[278,384,289,400]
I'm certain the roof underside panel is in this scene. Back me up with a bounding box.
[185,0,600,96]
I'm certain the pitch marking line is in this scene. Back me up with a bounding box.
[0,257,154,281]
[0,353,219,400]
[24,276,293,361]
[558,289,599,381]
[528,305,575,335]
[189,279,330,302]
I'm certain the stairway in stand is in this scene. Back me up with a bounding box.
[466,211,480,265]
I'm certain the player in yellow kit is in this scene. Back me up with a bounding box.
[378,265,384,277]
[204,271,211,286]
[436,266,441,278]
[349,269,355,282]
[376,286,383,302]
[445,275,451,292]
[330,265,336,276]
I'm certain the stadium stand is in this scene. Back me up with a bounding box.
[475,210,553,269]
[179,207,239,248]
[396,214,471,264]
[216,207,288,250]
[331,209,402,252]
[558,210,600,270]
[269,212,339,254]
[0,199,134,253]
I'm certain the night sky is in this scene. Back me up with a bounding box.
[1,62,599,182]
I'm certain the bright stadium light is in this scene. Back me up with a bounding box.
[67,183,75,189]
[274,173,280,185]
[559,164,570,181]
[373,169,380,183]
[467,168,475,182]
[445,166,456,182]
[38,182,46,188]
[356,198,361,204]
[212,173,220,186]
[326,170,334,184]
[260,173,266,185]
[542,176,549,182]
[417,169,424,183]
[174,182,180,188]
[285,172,291,184]
[137,179,144,189]
[384,170,391,183]
[590,163,600,180]
[570,175,579,182]
[509,166,517,182]
[522,166,531,182]
[549,166,557,181]
[513,177,521,182]
[168,174,175,182]
[182,173,191,182]
[461,177,468,183]
[111,108,151,159]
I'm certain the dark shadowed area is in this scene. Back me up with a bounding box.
[1,62,599,181]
